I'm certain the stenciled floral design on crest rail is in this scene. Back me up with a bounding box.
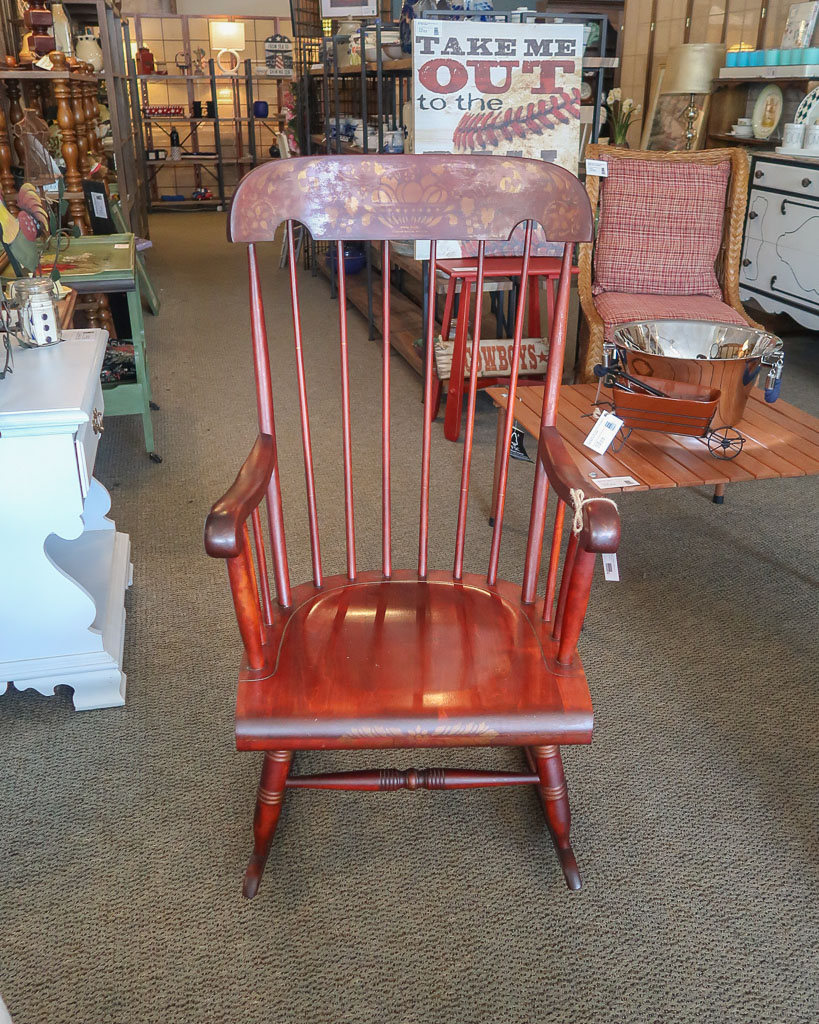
[228,155,594,245]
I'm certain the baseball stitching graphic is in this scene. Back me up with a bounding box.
[452,88,581,152]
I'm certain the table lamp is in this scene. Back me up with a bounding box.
[210,21,245,75]
[663,43,725,149]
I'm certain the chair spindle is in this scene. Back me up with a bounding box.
[225,524,266,670]
[418,240,438,580]
[251,506,273,626]
[286,220,323,587]
[487,221,534,586]
[552,528,578,640]
[540,245,574,429]
[557,547,596,666]
[381,240,392,578]
[542,498,565,621]
[453,241,486,580]
[336,241,356,581]
[247,244,291,609]
[521,244,573,605]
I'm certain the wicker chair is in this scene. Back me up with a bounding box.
[576,145,762,382]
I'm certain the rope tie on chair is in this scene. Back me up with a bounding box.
[569,488,618,536]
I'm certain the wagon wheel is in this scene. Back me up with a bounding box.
[706,426,745,460]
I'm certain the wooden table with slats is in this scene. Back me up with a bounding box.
[486,383,819,505]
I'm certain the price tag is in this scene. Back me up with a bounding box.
[415,21,441,37]
[594,475,640,489]
[91,191,108,219]
[583,410,623,454]
[602,553,619,581]
[585,159,608,177]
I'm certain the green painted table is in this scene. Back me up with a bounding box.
[40,233,159,461]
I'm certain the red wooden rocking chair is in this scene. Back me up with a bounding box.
[205,155,620,898]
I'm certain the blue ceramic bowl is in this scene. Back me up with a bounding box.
[326,244,367,276]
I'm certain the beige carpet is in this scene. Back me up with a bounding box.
[1,213,817,1024]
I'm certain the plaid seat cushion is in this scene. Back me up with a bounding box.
[592,158,731,299]
[595,292,748,343]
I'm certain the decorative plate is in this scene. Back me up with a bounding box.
[795,85,819,125]
[752,84,784,139]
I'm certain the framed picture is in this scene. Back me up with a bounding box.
[320,0,376,17]
[640,62,666,149]
[780,1,819,48]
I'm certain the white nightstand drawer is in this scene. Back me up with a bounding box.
[752,160,819,195]
[75,381,104,497]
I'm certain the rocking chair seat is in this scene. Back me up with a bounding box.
[235,570,593,752]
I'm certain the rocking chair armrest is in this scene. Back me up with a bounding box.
[537,426,620,553]
[205,433,277,559]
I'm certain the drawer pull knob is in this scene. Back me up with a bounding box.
[748,211,758,220]
[742,258,752,267]
[755,169,764,179]
[802,177,812,187]
[92,408,104,435]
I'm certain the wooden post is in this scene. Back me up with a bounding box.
[51,52,88,233]
[6,79,24,165]
[0,84,17,211]
[71,70,91,178]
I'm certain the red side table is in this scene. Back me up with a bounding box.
[434,255,579,442]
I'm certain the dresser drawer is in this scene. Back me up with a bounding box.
[751,160,819,195]
[75,381,104,498]
[740,239,819,306]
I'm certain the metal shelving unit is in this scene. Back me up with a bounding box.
[130,13,292,210]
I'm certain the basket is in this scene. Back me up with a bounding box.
[610,375,721,437]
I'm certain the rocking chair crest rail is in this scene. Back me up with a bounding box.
[206,154,620,897]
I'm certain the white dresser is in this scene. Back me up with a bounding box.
[740,153,819,331]
[0,330,131,710]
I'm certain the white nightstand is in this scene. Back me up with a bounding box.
[0,329,132,710]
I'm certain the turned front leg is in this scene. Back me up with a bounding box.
[243,749,293,899]
[530,744,581,890]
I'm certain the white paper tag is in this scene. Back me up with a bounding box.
[415,21,441,37]
[585,158,608,177]
[35,54,53,71]
[602,552,619,581]
[583,411,623,454]
[114,243,129,248]
[91,191,108,219]
[594,475,640,489]
[43,179,60,193]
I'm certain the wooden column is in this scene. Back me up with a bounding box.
[51,52,88,233]
[70,70,90,178]
[82,64,103,174]
[0,83,17,210]
[6,79,24,165]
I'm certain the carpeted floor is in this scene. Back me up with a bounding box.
[1,213,818,1024]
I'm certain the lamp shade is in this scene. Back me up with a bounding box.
[663,43,725,94]
[210,21,245,52]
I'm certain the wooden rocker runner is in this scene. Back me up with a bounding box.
[205,155,620,897]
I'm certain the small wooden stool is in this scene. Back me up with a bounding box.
[434,255,579,441]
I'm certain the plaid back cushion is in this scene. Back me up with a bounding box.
[592,158,731,299]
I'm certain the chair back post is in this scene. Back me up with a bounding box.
[247,244,291,608]
[418,239,438,581]
[486,220,534,588]
[520,244,574,604]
